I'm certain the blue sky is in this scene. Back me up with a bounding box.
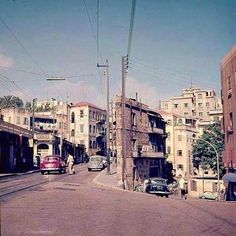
[0,0,235,109]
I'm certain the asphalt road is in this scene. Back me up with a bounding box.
[0,164,235,236]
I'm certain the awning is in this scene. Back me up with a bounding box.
[222,173,236,183]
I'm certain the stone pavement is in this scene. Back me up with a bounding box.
[93,163,123,191]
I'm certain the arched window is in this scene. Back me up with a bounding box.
[71,112,75,123]
[71,129,75,137]
[167,146,171,154]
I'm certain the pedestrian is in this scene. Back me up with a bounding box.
[67,154,75,174]
[178,175,187,200]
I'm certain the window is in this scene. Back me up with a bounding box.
[17,116,20,124]
[191,180,197,191]
[174,104,178,108]
[178,135,182,141]
[177,164,183,170]
[80,110,84,118]
[229,112,233,127]
[89,125,92,133]
[132,112,137,126]
[198,94,202,99]
[177,150,182,156]
[206,102,209,108]
[167,146,171,154]
[89,140,92,148]
[71,129,75,137]
[184,103,188,108]
[227,75,232,90]
[184,112,188,116]
[212,182,217,192]
[23,117,28,125]
[71,112,75,123]
[80,140,85,145]
[93,125,96,133]
[199,112,203,117]
[198,103,202,107]
[167,119,172,125]
[80,124,84,133]
[93,141,96,149]
[167,132,171,141]
[178,119,183,124]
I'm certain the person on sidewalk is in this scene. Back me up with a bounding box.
[67,154,75,174]
[178,175,188,200]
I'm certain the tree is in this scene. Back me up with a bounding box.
[25,101,32,110]
[0,95,24,109]
[192,123,225,177]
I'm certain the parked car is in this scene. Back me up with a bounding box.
[135,178,172,198]
[40,155,66,175]
[87,155,107,171]
[199,191,218,200]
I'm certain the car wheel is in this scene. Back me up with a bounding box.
[41,171,44,175]
[88,168,91,171]
[165,195,169,198]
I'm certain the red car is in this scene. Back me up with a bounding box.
[40,155,66,175]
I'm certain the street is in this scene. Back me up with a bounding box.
[0,164,236,236]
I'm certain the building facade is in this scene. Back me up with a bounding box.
[115,96,167,190]
[221,45,236,171]
[69,102,107,156]
[161,87,222,122]
[159,111,197,178]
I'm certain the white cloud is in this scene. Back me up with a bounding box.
[0,53,14,68]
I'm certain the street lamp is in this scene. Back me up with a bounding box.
[190,136,220,200]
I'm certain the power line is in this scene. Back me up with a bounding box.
[0,16,48,77]
[0,73,32,99]
[0,66,45,77]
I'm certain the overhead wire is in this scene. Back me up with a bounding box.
[0,73,32,99]
[82,0,104,95]
[0,16,66,101]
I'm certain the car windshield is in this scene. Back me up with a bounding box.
[90,156,102,161]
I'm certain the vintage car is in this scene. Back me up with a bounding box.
[135,178,172,198]
[87,155,107,171]
[40,155,66,175]
[199,191,218,200]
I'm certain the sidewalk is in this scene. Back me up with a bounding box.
[93,164,123,191]
[0,169,39,179]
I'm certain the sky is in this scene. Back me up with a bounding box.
[0,0,235,109]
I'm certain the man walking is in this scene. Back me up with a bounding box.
[67,154,75,174]
[179,175,187,200]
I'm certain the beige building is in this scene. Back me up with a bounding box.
[159,111,197,178]
[69,102,107,156]
[161,87,222,122]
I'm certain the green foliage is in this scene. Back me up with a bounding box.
[192,123,225,177]
[0,95,24,109]
[25,101,32,110]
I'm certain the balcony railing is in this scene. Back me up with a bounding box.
[132,145,164,158]
[147,126,164,134]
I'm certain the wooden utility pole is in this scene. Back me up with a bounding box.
[121,55,128,189]
[97,60,110,175]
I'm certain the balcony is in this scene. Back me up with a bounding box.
[96,130,106,138]
[148,126,164,135]
[132,145,164,158]
[96,119,106,124]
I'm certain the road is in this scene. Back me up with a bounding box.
[0,164,235,236]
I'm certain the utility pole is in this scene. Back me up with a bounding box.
[121,55,128,189]
[110,100,115,164]
[97,60,110,175]
[32,98,37,160]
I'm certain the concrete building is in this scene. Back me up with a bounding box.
[69,102,107,156]
[115,96,167,190]
[160,87,222,122]
[221,45,236,171]
[159,111,197,178]
[221,45,236,201]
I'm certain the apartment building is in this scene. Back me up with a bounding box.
[161,87,222,122]
[115,96,167,190]
[221,45,236,172]
[69,102,107,156]
[159,111,197,177]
